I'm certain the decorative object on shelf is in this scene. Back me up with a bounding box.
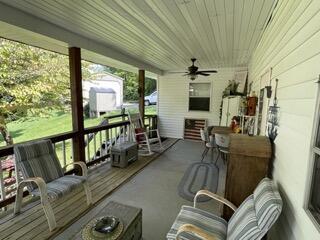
[267,79,280,142]
[246,96,258,116]
[82,216,124,240]
[247,117,255,136]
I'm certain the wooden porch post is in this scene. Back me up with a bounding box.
[69,47,85,163]
[138,69,145,120]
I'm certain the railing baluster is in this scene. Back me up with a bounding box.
[71,140,74,163]
[0,163,5,201]
[93,133,97,160]
[86,134,90,162]
[110,128,113,154]
[62,140,66,167]
[110,128,113,146]
[127,124,130,141]
[99,131,102,154]
[121,126,124,143]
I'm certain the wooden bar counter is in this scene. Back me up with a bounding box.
[223,134,271,220]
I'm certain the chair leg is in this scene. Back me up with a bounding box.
[157,130,163,149]
[146,140,152,155]
[215,149,221,165]
[41,199,57,231]
[83,181,92,205]
[14,183,24,215]
[201,147,209,162]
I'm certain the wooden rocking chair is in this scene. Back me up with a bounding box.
[128,111,162,155]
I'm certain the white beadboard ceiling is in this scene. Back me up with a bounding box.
[0,0,276,74]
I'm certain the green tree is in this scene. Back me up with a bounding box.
[102,66,156,101]
[0,38,90,145]
[145,78,157,96]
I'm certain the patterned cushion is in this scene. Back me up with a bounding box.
[167,206,227,240]
[227,196,260,240]
[253,178,282,233]
[32,175,86,200]
[227,178,282,240]
[14,140,64,191]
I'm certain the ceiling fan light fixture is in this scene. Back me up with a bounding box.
[190,74,197,81]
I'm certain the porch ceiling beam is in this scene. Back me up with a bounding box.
[0,2,163,76]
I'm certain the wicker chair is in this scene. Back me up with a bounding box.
[13,140,92,231]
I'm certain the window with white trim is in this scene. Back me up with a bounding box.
[309,89,320,224]
[189,83,211,111]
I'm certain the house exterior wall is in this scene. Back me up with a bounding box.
[248,0,320,239]
[158,68,245,138]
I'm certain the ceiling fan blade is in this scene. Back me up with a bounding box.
[197,72,210,76]
[198,70,218,73]
[168,71,188,74]
[182,73,190,76]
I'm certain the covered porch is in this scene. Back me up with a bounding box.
[0,0,320,240]
[0,139,227,240]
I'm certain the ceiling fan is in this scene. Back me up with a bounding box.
[172,58,218,80]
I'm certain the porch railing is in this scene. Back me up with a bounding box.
[0,113,157,208]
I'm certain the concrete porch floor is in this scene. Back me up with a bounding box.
[55,140,226,240]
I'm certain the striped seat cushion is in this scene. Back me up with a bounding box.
[227,178,282,240]
[32,175,86,200]
[253,178,282,233]
[167,206,227,240]
[14,140,63,191]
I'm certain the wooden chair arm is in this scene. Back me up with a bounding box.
[194,190,237,212]
[176,224,217,240]
[64,162,88,177]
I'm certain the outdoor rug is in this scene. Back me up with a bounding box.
[178,162,219,202]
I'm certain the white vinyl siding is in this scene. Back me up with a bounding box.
[158,68,245,138]
[248,0,320,239]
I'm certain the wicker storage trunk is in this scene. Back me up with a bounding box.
[111,142,138,168]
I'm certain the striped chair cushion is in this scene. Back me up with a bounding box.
[167,206,227,240]
[14,140,64,191]
[227,196,261,240]
[227,178,282,240]
[32,175,86,200]
[253,178,282,233]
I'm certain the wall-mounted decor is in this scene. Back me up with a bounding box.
[184,118,207,141]
[267,79,280,142]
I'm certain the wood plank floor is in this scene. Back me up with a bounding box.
[0,138,178,240]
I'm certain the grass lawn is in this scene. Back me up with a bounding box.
[0,105,156,148]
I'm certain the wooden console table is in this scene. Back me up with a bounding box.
[223,134,271,220]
